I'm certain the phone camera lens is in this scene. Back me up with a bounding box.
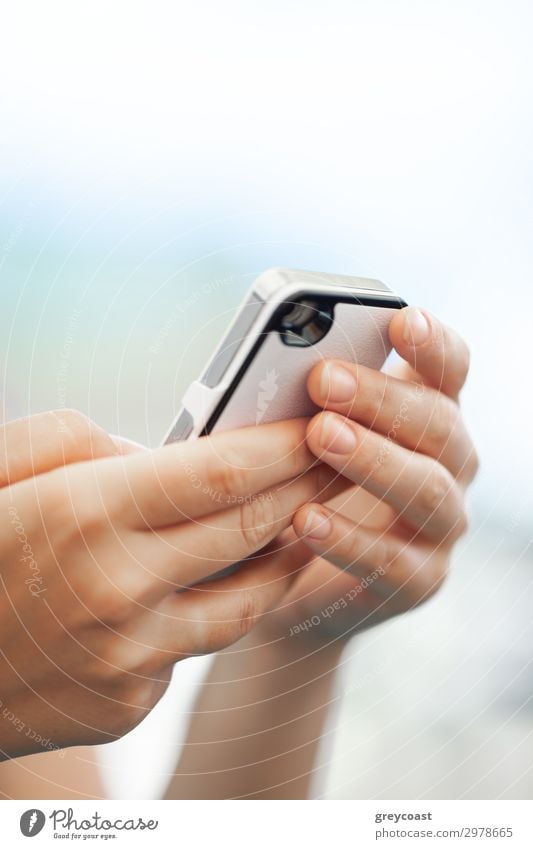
[278,298,334,347]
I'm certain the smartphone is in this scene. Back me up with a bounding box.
[163,268,406,444]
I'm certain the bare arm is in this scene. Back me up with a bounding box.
[164,621,344,800]
[0,748,104,799]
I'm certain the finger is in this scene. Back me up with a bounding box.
[388,307,470,400]
[305,412,468,544]
[109,434,147,455]
[154,538,307,657]
[152,463,346,588]
[114,418,317,528]
[0,410,126,487]
[293,503,448,608]
[307,360,478,482]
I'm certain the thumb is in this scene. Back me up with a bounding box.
[0,410,146,487]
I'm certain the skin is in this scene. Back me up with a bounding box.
[165,306,479,799]
[0,410,342,762]
[254,305,478,639]
[0,306,478,799]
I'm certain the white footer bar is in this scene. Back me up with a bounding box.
[3,799,533,848]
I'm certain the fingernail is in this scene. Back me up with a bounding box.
[319,362,357,403]
[319,413,357,454]
[402,308,430,346]
[301,508,332,540]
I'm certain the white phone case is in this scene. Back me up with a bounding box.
[164,268,405,444]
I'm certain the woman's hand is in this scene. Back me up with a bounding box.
[253,307,479,644]
[165,308,479,801]
[0,411,339,759]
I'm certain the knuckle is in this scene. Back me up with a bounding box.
[424,559,450,601]
[213,590,259,650]
[387,547,451,614]
[353,435,379,481]
[74,574,135,627]
[193,590,260,654]
[236,588,259,640]
[450,501,469,543]
[44,466,106,536]
[208,452,250,500]
[53,409,112,457]
[76,498,109,536]
[38,465,72,518]
[238,494,278,551]
[100,641,153,681]
[84,638,129,684]
[82,635,166,704]
[96,594,135,629]
[427,397,460,454]
[363,370,391,419]
[120,678,160,715]
[421,463,456,518]
[413,565,449,609]
[102,567,154,618]
[194,622,218,655]
[52,407,91,436]
[182,599,221,655]
[378,536,398,576]
[194,619,223,655]
[439,480,469,544]
[98,678,159,737]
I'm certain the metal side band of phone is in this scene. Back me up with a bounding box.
[164,293,266,443]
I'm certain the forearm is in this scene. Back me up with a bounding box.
[0,747,105,799]
[164,626,344,800]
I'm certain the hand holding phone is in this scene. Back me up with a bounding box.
[0,411,341,758]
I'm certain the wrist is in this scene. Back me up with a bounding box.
[242,616,346,685]
[258,594,352,653]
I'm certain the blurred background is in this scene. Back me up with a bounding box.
[1,0,532,798]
